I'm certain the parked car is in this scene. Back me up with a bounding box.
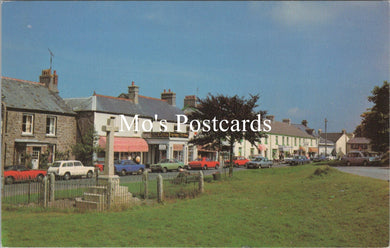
[224,156,250,167]
[94,160,104,172]
[47,160,95,180]
[246,156,273,169]
[342,151,370,166]
[150,159,184,173]
[289,156,310,166]
[187,157,220,170]
[3,165,47,184]
[114,160,145,176]
[312,156,329,162]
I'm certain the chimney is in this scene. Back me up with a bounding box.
[39,69,59,93]
[161,89,176,106]
[266,115,275,123]
[282,118,291,125]
[184,95,197,108]
[318,129,322,135]
[128,81,139,104]
[342,129,346,134]
[302,120,308,127]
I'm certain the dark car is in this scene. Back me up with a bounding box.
[289,156,310,166]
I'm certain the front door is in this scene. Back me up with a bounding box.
[31,147,41,169]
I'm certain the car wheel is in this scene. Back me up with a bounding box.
[363,161,368,166]
[162,167,168,173]
[346,161,351,166]
[64,173,71,181]
[203,165,208,170]
[138,168,144,175]
[121,170,126,176]
[5,176,14,185]
[37,174,44,182]
[215,164,219,170]
[235,163,239,167]
[87,171,93,178]
[177,166,182,171]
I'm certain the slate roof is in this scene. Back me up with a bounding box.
[269,121,314,138]
[347,137,371,144]
[65,94,185,122]
[1,77,75,115]
[293,124,316,137]
[319,132,344,143]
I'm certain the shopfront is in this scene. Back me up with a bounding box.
[143,132,189,165]
[98,136,149,163]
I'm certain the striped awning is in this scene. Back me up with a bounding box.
[258,144,267,151]
[99,137,149,152]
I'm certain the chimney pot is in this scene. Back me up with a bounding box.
[40,69,59,93]
[161,89,176,106]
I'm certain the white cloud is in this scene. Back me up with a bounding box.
[287,107,306,118]
[272,2,337,27]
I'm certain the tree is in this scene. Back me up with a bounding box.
[72,126,102,166]
[188,94,268,177]
[354,81,389,152]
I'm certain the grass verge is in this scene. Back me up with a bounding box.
[2,165,388,247]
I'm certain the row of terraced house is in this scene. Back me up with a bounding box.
[1,69,356,170]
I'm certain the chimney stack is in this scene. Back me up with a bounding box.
[266,115,275,123]
[128,81,139,104]
[342,129,346,134]
[318,129,322,135]
[282,118,291,125]
[302,120,308,127]
[184,95,197,108]
[39,69,59,93]
[161,89,176,106]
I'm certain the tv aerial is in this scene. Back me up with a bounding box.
[48,48,54,70]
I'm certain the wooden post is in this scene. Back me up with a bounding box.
[198,171,204,193]
[50,173,55,203]
[142,170,149,199]
[157,174,163,203]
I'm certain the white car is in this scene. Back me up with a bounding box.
[47,160,95,180]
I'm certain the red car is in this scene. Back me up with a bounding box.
[4,165,47,184]
[224,156,250,167]
[187,157,220,170]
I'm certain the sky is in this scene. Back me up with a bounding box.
[1,1,389,133]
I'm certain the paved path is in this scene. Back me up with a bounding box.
[335,166,390,181]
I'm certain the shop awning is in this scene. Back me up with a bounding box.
[309,147,318,153]
[197,145,216,152]
[258,144,267,151]
[99,137,149,152]
[299,146,306,151]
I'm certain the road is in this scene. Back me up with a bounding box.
[335,166,390,181]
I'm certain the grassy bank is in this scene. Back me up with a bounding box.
[2,165,389,247]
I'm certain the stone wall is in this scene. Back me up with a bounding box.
[2,109,77,166]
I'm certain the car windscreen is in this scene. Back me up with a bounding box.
[51,162,61,167]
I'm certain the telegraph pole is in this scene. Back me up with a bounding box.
[325,118,328,157]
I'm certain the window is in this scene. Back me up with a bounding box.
[275,136,279,145]
[46,116,56,136]
[265,137,268,144]
[22,114,34,134]
[295,137,297,146]
[283,136,285,145]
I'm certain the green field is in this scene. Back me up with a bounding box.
[2,165,389,247]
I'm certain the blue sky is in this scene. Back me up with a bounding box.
[2,1,389,133]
